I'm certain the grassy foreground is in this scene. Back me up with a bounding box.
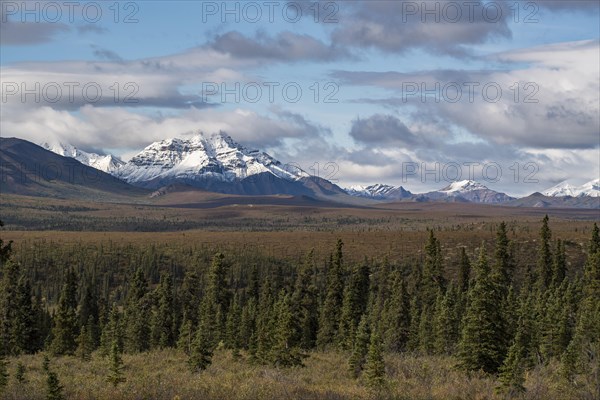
[0,349,590,400]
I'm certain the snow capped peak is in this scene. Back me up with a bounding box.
[543,179,599,197]
[345,183,411,200]
[41,142,124,174]
[439,180,488,193]
[116,130,309,185]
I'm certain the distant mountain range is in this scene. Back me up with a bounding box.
[1,133,597,209]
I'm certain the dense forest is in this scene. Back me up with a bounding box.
[0,217,599,399]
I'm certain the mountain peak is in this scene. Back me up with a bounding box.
[116,130,309,188]
[543,178,599,197]
[345,183,412,200]
[42,141,124,174]
[439,180,488,193]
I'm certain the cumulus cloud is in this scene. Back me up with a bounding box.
[334,40,600,150]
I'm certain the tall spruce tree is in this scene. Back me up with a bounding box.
[152,273,176,348]
[364,330,386,388]
[291,250,319,350]
[349,314,370,378]
[124,267,150,353]
[493,222,515,292]
[433,284,460,355]
[188,316,213,372]
[317,240,345,348]
[537,215,553,289]
[458,245,506,373]
[499,293,536,393]
[100,303,123,356]
[552,239,567,287]
[458,247,471,293]
[338,263,370,349]
[422,230,445,304]
[200,253,230,346]
[381,269,410,352]
[270,290,304,367]
[255,278,275,363]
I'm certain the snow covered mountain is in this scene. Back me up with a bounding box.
[114,131,344,197]
[42,142,124,174]
[424,180,515,203]
[116,131,308,185]
[542,179,599,197]
[345,184,412,200]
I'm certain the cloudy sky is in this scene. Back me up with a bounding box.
[1,0,599,196]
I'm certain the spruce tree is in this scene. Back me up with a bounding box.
[348,314,370,378]
[224,294,242,351]
[100,303,123,356]
[44,358,64,400]
[499,293,536,393]
[291,250,319,350]
[199,253,230,347]
[255,278,275,363]
[381,269,410,352]
[317,240,345,348]
[50,269,79,356]
[270,290,304,367]
[152,273,176,348]
[338,263,370,349]
[364,330,386,388]
[458,247,471,293]
[458,245,506,373]
[422,230,445,305]
[552,239,567,287]
[107,340,126,387]
[188,320,213,372]
[493,222,515,292]
[433,284,459,355]
[177,270,201,352]
[124,267,150,353]
[238,297,257,350]
[76,319,94,361]
[537,215,553,289]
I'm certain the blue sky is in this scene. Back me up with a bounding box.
[1,0,599,195]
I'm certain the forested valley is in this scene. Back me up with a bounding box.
[0,217,599,400]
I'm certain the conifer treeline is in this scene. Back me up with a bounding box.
[0,218,598,394]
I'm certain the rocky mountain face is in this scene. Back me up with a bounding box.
[345,184,412,200]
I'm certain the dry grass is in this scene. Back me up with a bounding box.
[0,350,589,400]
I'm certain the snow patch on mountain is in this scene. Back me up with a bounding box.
[41,142,124,174]
[426,180,515,204]
[345,184,412,200]
[439,180,489,193]
[542,179,600,197]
